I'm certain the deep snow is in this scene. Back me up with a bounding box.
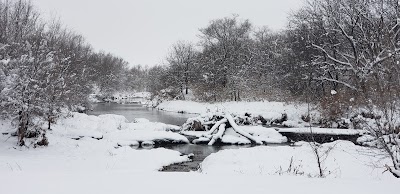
[1,172,398,194]
[0,111,398,194]
[0,113,190,173]
[200,141,393,180]
[50,112,187,145]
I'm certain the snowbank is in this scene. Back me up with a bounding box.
[200,141,393,179]
[52,112,186,144]
[158,100,319,127]
[0,136,189,173]
[0,112,190,173]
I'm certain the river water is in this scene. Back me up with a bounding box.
[160,144,254,172]
[89,102,194,126]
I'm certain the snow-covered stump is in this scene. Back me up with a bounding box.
[200,114,263,145]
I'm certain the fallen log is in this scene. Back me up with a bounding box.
[208,123,226,145]
[225,114,263,145]
[197,113,263,145]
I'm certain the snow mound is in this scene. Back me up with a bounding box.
[200,141,393,179]
[52,112,187,144]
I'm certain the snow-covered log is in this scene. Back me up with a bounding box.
[225,114,263,145]
[204,118,228,137]
[208,123,226,145]
[191,113,266,145]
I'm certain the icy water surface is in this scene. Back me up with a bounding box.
[89,102,194,126]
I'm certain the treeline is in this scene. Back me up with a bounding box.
[147,0,400,117]
[0,0,130,145]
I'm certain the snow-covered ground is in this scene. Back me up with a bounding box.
[0,113,190,173]
[201,141,393,180]
[157,100,320,127]
[1,172,397,194]
[51,112,187,145]
[0,112,397,194]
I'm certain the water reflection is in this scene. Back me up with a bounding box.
[88,102,195,126]
[160,144,254,172]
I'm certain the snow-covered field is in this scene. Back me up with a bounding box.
[0,113,190,173]
[157,100,320,127]
[49,112,187,145]
[1,171,398,194]
[1,171,397,194]
[201,141,392,179]
[0,112,397,194]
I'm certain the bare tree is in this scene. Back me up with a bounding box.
[165,41,197,96]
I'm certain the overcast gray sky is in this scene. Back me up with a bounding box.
[34,0,303,67]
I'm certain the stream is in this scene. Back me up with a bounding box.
[89,102,194,126]
[160,144,254,172]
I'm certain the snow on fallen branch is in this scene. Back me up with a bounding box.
[208,123,226,145]
[201,113,263,145]
[225,114,263,145]
[204,118,227,137]
[384,164,400,178]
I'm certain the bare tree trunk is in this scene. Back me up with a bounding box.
[17,110,28,146]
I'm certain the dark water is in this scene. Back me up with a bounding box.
[88,103,195,126]
[160,144,254,172]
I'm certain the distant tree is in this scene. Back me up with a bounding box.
[125,65,148,92]
[165,41,197,96]
[196,15,253,101]
[92,52,128,96]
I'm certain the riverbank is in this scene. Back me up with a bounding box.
[200,141,392,179]
[0,112,191,172]
[157,100,320,128]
